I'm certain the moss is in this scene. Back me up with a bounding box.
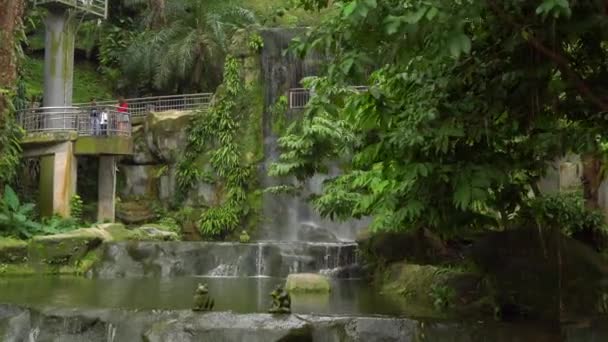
[28,228,107,265]
[74,136,133,155]
[103,223,136,241]
[21,131,78,145]
[0,263,37,276]
[74,248,102,275]
[22,56,112,103]
[0,237,29,263]
[39,155,55,218]
[285,273,331,293]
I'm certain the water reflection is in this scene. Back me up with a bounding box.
[0,276,404,314]
[0,276,607,341]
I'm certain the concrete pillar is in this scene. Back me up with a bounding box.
[43,9,75,108]
[98,156,117,222]
[38,142,77,217]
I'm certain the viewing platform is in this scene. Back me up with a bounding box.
[18,93,212,156]
[17,93,212,220]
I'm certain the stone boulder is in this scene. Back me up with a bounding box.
[145,110,195,163]
[116,200,157,224]
[0,238,28,263]
[471,227,608,320]
[29,228,110,265]
[285,273,331,293]
[122,125,158,165]
[118,165,159,198]
[132,224,179,241]
[297,223,339,242]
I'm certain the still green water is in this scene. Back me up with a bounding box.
[0,276,404,315]
[1,276,607,341]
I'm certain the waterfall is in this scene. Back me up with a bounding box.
[207,264,239,277]
[106,323,116,342]
[256,243,265,277]
[28,327,39,342]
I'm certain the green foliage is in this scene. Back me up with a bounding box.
[21,57,112,103]
[0,185,40,239]
[122,1,258,93]
[156,217,181,234]
[270,95,289,135]
[270,0,608,234]
[0,114,23,187]
[518,192,608,244]
[248,32,264,51]
[429,283,455,311]
[177,56,258,238]
[39,215,79,235]
[69,195,84,224]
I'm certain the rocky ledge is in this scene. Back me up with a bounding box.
[0,304,606,342]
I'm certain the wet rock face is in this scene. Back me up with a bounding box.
[297,224,339,243]
[91,241,360,279]
[144,110,195,164]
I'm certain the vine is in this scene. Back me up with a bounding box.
[177,55,256,238]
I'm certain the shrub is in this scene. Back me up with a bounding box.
[0,185,41,238]
[517,192,608,250]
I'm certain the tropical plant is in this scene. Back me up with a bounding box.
[270,0,607,234]
[177,55,259,238]
[0,185,40,238]
[69,194,84,224]
[121,0,258,93]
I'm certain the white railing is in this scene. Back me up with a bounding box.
[288,86,369,109]
[34,0,108,18]
[73,93,213,118]
[18,106,131,137]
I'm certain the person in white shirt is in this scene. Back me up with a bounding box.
[100,109,108,135]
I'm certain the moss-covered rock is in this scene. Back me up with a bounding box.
[116,200,157,224]
[0,237,29,263]
[131,224,179,241]
[145,110,195,163]
[471,227,608,321]
[118,165,159,198]
[379,263,487,317]
[29,228,110,265]
[285,273,331,293]
[123,124,158,165]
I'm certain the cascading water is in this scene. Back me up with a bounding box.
[259,28,370,242]
[27,327,39,342]
[106,323,116,342]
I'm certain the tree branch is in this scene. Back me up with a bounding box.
[486,0,608,112]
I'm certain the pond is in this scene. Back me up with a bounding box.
[1,275,608,341]
[0,275,406,315]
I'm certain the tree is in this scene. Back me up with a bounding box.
[270,0,608,233]
[121,0,258,93]
[0,0,25,192]
[0,0,25,115]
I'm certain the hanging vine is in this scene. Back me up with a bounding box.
[176,55,256,238]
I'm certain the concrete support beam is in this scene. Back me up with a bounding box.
[43,9,75,108]
[98,156,117,222]
[38,142,77,217]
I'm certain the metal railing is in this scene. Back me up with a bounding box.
[18,106,131,137]
[74,93,213,118]
[288,86,369,109]
[34,0,108,18]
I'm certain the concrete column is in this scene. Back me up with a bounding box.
[38,142,77,217]
[43,9,76,129]
[98,156,117,222]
